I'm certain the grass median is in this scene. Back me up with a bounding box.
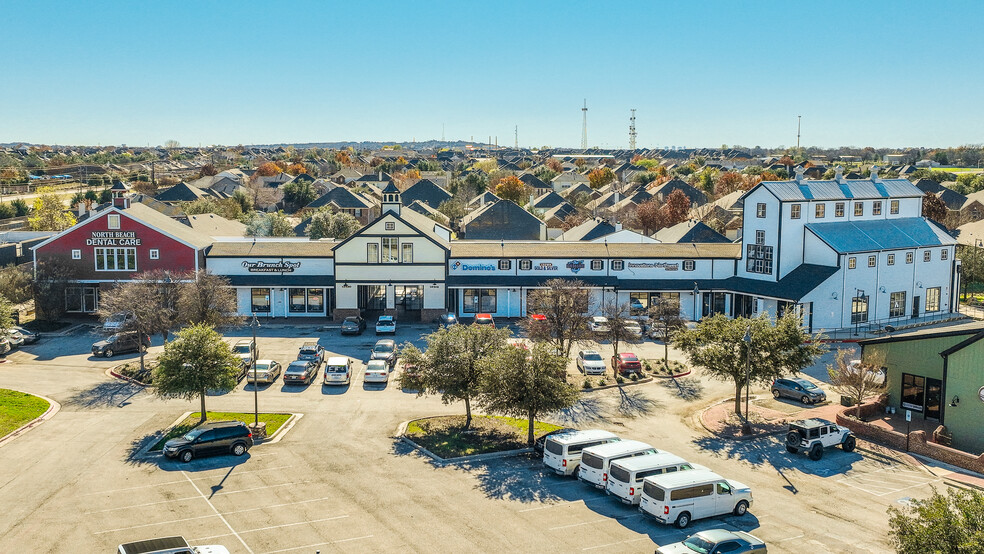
[405,415,562,458]
[0,389,50,438]
[151,411,292,451]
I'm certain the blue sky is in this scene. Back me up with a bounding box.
[2,1,982,149]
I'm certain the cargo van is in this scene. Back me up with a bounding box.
[542,429,620,477]
[605,452,697,505]
[638,469,753,529]
[577,440,659,489]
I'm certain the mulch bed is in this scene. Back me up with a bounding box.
[405,415,558,459]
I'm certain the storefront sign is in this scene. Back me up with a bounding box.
[451,261,495,271]
[566,260,585,274]
[242,260,301,273]
[627,262,679,271]
[534,262,558,271]
[86,231,141,246]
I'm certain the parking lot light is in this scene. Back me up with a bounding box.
[251,313,260,429]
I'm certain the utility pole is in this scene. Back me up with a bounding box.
[797,116,802,150]
[581,99,588,150]
[629,109,637,150]
[514,125,518,149]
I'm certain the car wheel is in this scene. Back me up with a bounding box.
[772,389,780,399]
[232,443,246,456]
[786,431,802,446]
[801,395,811,405]
[572,465,581,479]
[809,444,824,461]
[842,436,857,452]
[675,511,691,529]
[104,349,114,358]
[786,446,798,454]
[180,450,193,463]
[733,500,748,516]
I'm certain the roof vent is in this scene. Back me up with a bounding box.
[794,167,806,183]
[834,166,846,184]
[870,166,880,182]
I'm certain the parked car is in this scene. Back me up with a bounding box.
[364,359,390,384]
[629,298,646,312]
[588,316,610,334]
[282,360,318,385]
[340,315,366,335]
[323,356,353,385]
[771,377,826,405]
[162,420,253,463]
[605,452,696,505]
[576,350,607,375]
[624,320,643,339]
[371,339,398,368]
[247,360,282,385]
[232,339,257,369]
[375,315,396,335]
[542,429,621,477]
[577,439,659,489]
[296,342,325,367]
[473,313,495,327]
[648,320,697,340]
[436,313,458,327]
[118,535,231,554]
[533,427,577,455]
[9,326,39,346]
[639,469,753,529]
[92,332,150,358]
[102,311,134,332]
[612,352,642,375]
[785,418,856,460]
[655,529,767,554]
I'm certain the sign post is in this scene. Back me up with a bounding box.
[905,409,912,451]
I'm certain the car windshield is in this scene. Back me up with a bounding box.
[682,535,715,553]
[234,345,251,354]
[622,354,638,361]
[326,365,347,373]
[182,428,206,441]
[299,348,317,356]
[476,317,491,323]
[373,344,393,353]
[799,381,819,390]
[584,353,602,361]
[367,361,387,371]
[343,317,359,324]
[254,362,271,371]
[106,335,120,343]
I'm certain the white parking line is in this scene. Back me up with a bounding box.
[548,518,611,531]
[778,534,805,542]
[95,513,220,534]
[89,495,202,513]
[190,464,293,477]
[239,515,348,533]
[182,471,254,554]
[260,534,374,553]
[223,496,337,514]
[582,537,651,551]
[211,481,312,495]
[83,478,189,496]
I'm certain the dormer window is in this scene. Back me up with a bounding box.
[108,214,120,230]
[385,222,395,231]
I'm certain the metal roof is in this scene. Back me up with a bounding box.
[759,178,923,201]
[207,240,336,258]
[806,218,955,253]
[449,241,740,259]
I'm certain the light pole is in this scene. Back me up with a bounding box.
[250,313,260,428]
[742,325,752,435]
[693,282,700,322]
[854,289,864,337]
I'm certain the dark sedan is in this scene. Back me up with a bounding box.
[436,313,458,328]
[92,332,150,358]
[340,316,366,335]
[282,360,318,385]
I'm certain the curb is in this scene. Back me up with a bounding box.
[106,366,152,387]
[396,419,536,466]
[581,377,654,392]
[136,411,301,459]
[0,391,61,448]
[696,397,787,441]
[650,370,693,379]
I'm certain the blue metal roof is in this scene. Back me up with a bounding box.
[806,218,956,253]
[759,178,923,201]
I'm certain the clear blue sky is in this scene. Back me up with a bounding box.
[2,1,982,149]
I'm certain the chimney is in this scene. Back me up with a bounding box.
[378,171,382,180]
[794,167,805,183]
[77,202,86,217]
[834,166,846,184]
[614,222,622,231]
[870,166,880,182]
[113,197,130,209]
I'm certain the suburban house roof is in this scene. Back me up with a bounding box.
[401,179,452,208]
[467,191,499,206]
[154,181,214,202]
[649,178,708,206]
[541,202,577,223]
[304,185,375,210]
[654,220,731,243]
[753,177,924,201]
[530,191,566,209]
[519,173,550,190]
[207,239,336,258]
[460,200,546,240]
[561,183,593,198]
[181,213,247,237]
[449,241,739,259]
[556,218,616,241]
[406,200,450,224]
[805,217,956,253]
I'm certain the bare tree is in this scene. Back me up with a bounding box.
[177,270,244,329]
[827,349,887,419]
[524,278,592,358]
[648,297,685,368]
[600,301,636,374]
[98,272,181,370]
[33,258,78,321]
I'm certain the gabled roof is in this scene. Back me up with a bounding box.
[654,220,730,243]
[650,178,708,206]
[561,182,593,198]
[356,171,393,182]
[305,185,375,210]
[460,200,545,240]
[936,188,969,211]
[531,191,566,209]
[468,191,499,206]
[154,181,213,203]
[541,202,577,223]
[406,200,451,224]
[401,179,452,208]
[805,217,956,253]
[556,218,616,241]
[519,173,550,190]
[753,177,924,201]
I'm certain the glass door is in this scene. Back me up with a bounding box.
[925,378,942,420]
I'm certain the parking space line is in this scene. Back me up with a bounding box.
[182,471,254,554]
[260,534,374,553]
[94,513,220,534]
[778,534,805,542]
[875,479,939,497]
[239,515,348,533]
[548,518,611,531]
[582,537,651,551]
[82,479,189,495]
[189,465,293,477]
[223,496,337,514]
[211,481,312,495]
[89,495,203,513]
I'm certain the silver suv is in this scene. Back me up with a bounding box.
[785,418,856,460]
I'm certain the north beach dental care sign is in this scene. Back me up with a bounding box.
[86,231,141,246]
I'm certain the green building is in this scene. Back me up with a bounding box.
[860,322,984,455]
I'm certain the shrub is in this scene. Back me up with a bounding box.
[598,378,607,386]
[630,373,639,382]
[616,375,625,384]
[582,378,592,389]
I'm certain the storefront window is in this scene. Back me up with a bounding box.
[288,288,326,314]
[925,287,940,312]
[901,373,925,412]
[889,291,906,318]
[251,288,271,313]
[629,292,649,314]
[463,289,496,313]
[307,289,324,313]
[94,247,137,271]
[289,288,307,313]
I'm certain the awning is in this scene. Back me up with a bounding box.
[223,275,335,287]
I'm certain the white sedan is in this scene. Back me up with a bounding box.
[375,315,396,335]
[364,359,390,384]
[588,316,610,334]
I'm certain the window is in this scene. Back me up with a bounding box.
[670,484,714,501]
[683,260,695,271]
[629,292,649,314]
[381,237,399,263]
[384,221,395,231]
[71,249,81,260]
[891,200,899,214]
[306,288,324,313]
[463,289,496,313]
[401,243,413,263]
[612,260,624,271]
[746,244,773,274]
[498,259,511,271]
[149,249,159,260]
[889,291,906,318]
[901,373,925,411]
[854,202,864,216]
[851,295,869,324]
[941,249,948,260]
[289,288,307,313]
[835,202,845,217]
[519,259,532,271]
[848,257,856,269]
[924,250,932,262]
[367,243,379,263]
[94,247,136,271]
[251,288,271,313]
[108,214,120,230]
[790,204,801,219]
[590,259,603,271]
[756,203,766,218]
[815,203,825,218]
[755,230,765,244]
[717,482,732,495]
[926,287,941,312]
[887,254,895,265]
[868,255,876,267]
[873,201,882,215]
[289,288,324,313]
[906,252,914,264]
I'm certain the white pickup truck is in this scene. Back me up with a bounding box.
[118,536,230,554]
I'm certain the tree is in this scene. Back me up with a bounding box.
[28,187,76,231]
[661,189,692,227]
[696,169,716,196]
[560,213,588,231]
[281,179,317,212]
[599,301,635,372]
[674,312,826,419]
[285,163,307,176]
[888,487,984,554]
[494,175,530,204]
[131,179,158,196]
[480,342,580,445]
[0,295,14,343]
[588,167,615,189]
[153,323,242,423]
[32,258,77,321]
[922,192,948,223]
[648,297,684,368]
[98,270,181,369]
[198,163,218,177]
[255,162,281,177]
[546,159,563,173]
[177,270,244,329]
[307,208,359,240]
[244,211,295,237]
[334,150,352,166]
[524,278,592,358]
[0,264,33,304]
[827,349,887,418]
[437,198,466,222]
[636,198,665,235]
[398,324,510,428]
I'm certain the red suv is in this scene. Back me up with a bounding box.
[612,352,642,375]
[474,313,495,327]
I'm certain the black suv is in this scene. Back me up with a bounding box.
[163,420,254,463]
[92,332,150,358]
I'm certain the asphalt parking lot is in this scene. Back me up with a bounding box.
[0,321,948,553]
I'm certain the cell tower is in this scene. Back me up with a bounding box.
[515,125,518,148]
[629,109,637,150]
[581,99,588,150]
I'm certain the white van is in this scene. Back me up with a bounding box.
[577,440,658,489]
[542,430,620,477]
[639,469,753,529]
[605,452,697,505]
[323,356,353,385]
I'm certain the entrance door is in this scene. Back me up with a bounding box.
[395,286,423,320]
[358,285,386,316]
[925,378,942,420]
[83,287,99,313]
[912,296,920,319]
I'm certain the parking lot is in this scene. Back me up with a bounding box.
[0,321,949,553]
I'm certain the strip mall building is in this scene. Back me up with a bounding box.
[34,174,961,332]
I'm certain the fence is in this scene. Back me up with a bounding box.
[819,310,967,341]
